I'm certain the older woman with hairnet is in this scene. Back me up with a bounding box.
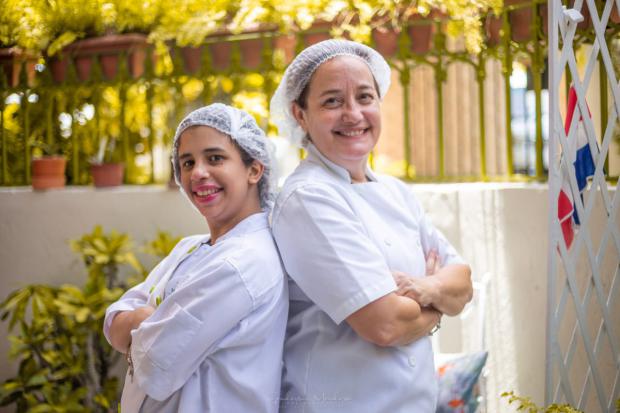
[270,40,473,412]
[103,103,288,412]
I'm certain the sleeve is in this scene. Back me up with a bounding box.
[405,188,465,266]
[272,183,397,324]
[102,260,169,346]
[102,237,196,345]
[129,259,254,401]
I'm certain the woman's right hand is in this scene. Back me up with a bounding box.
[109,306,156,353]
[131,306,156,330]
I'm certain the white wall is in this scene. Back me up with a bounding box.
[0,183,611,412]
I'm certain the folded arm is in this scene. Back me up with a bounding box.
[394,263,472,316]
[108,306,155,354]
[346,293,441,347]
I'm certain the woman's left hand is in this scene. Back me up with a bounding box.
[393,249,441,307]
[393,271,440,307]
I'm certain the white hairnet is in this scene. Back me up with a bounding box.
[172,103,275,210]
[270,39,391,147]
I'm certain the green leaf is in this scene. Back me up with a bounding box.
[75,307,90,323]
[94,393,110,408]
[47,31,81,56]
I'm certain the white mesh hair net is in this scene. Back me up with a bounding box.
[270,39,391,147]
[171,103,275,210]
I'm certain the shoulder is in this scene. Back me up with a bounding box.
[374,173,424,212]
[216,228,285,300]
[273,165,350,223]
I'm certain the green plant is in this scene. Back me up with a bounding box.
[0,226,180,411]
[500,391,611,413]
[0,0,50,51]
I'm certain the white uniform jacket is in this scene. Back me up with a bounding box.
[103,212,288,412]
[271,144,465,413]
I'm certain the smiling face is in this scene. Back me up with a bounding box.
[292,56,381,181]
[178,126,263,241]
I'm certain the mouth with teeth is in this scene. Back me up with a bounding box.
[334,128,370,138]
[192,185,222,204]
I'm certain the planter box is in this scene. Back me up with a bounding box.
[47,34,148,83]
[0,48,37,87]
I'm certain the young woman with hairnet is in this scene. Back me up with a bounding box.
[270,40,473,412]
[103,103,288,412]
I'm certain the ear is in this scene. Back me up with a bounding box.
[247,160,264,185]
[291,102,308,133]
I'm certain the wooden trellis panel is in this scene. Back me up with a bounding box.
[547,0,620,412]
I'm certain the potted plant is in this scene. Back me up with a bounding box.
[0,0,47,87]
[30,141,67,190]
[44,0,158,83]
[148,7,227,72]
[89,135,124,188]
[372,27,400,58]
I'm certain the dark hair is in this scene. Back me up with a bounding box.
[230,137,254,167]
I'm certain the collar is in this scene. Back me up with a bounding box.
[211,211,269,244]
[305,143,377,184]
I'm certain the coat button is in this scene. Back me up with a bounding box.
[408,356,416,367]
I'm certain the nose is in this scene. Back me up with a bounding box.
[341,100,363,123]
[190,160,210,182]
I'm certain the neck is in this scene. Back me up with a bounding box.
[208,201,262,244]
[348,165,368,183]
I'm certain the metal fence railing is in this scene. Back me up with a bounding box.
[1,1,618,186]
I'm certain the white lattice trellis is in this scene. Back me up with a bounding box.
[547,0,620,412]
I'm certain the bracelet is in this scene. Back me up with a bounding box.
[126,343,134,382]
[429,321,441,336]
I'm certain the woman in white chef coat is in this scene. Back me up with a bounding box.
[269,40,473,412]
[103,103,288,412]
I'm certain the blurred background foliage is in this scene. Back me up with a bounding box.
[0,226,181,411]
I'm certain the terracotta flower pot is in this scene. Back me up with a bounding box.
[0,48,37,87]
[47,55,68,83]
[274,34,297,65]
[408,15,433,55]
[485,14,503,46]
[239,37,264,69]
[508,2,534,42]
[90,163,124,187]
[539,4,549,36]
[372,28,400,58]
[180,46,203,74]
[303,22,332,47]
[568,0,591,29]
[612,2,620,23]
[209,41,231,71]
[31,156,66,190]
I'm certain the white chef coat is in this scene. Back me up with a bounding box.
[103,212,288,413]
[271,144,465,413]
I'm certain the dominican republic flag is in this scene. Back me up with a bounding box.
[557,86,597,249]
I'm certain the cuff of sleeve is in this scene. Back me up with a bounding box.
[330,277,397,325]
[103,302,141,344]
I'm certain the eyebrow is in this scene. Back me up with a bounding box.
[179,146,226,160]
[319,84,375,97]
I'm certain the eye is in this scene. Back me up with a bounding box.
[181,159,194,170]
[208,154,225,163]
[322,96,342,108]
[358,92,375,103]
